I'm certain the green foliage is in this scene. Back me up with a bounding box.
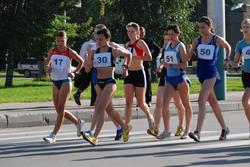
[0,0,93,87]
[33,76,52,82]
[93,0,201,46]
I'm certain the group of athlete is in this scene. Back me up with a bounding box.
[42,16,250,146]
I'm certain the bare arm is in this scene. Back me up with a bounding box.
[133,40,152,61]
[113,47,132,78]
[216,36,231,70]
[68,49,84,78]
[70,50,84,73]
[229,52,241,68]
[44,49,53,73]
[186,38,198,61]
[216,36,231,60]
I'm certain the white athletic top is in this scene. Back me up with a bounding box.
[50,48,72,80]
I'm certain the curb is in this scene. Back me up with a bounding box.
[0,101,243,129]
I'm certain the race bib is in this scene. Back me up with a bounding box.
[51,54,68,70]
[197,44,215,60]
[242,46,250,59]
[164,51,178,64]
[93,52,112,67]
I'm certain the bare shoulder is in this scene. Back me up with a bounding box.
[215,35,224,42]
[69,48,77,54]
[109,42,120,48]
[138,39,146,45]
[48,48,54,55]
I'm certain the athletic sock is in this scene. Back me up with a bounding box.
[117,126,122,130]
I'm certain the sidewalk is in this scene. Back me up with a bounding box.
[0,91,244,128]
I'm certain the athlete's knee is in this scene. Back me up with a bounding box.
[242,97,250,108]
[198,97,206,106]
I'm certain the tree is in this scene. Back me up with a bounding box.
[0,0,92,87]
[97,0,200,82]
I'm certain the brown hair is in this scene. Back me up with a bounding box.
[96,28,111,39]
[95,24,107,29]
[56,31,67,38]
[166,24,181,34]
[198,16,215,33]
[126,22,140,32]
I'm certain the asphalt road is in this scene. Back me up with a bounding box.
[0,111,250,167]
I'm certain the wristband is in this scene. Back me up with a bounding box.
[73,71,79,75]
[122,64,129,69]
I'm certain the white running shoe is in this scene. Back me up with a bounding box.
[180,130,189,139]
[219,127,230,140]
[156,130,171,139]
[76,119,85,137]
[43,133,56,143]
[189,131,200,142]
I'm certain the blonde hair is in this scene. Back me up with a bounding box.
[95,24,107,29]
[126,22,140,32]
[241,18,250,25]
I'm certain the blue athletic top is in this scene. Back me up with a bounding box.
[235,39,250,72]
[197,35,219,66]
[164,42,184,77]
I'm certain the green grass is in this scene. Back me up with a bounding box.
[0,70,23,76]
[0,78,244,103]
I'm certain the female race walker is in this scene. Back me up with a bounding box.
[43,31,84,143]
[84,24,124,141]
[124,22,155,135]
[156,24,193,140]
[82,28,132,146]
[147,32,186,137]
[228,18,250,138]
[187,16,231,142]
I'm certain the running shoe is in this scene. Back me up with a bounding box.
[156,130,171,139]
[180,130,189,139]
[76,119,85,137]
[189,131,200,142]
[84,130,94,136]
[147,128,160,137]
[73,93,81,106]
[147,102,152,107]
[219,127,230,140]
[82,132,98,146]
[115,128,122,141]
[43,133,56,143]
[123,124,132,142]
[175,127,184,136]
[147,115,155,129]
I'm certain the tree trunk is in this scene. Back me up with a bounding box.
[150,59,158,83]
[5,51,14,88]
[37,57,46,77]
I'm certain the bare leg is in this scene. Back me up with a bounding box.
[135,87,152,118]
[52,82,73,135]
[196,77,216,132]
[162,83,175,131]
[153,86,165,128]
[242,88,250,123]
[93,84,116,138]
[207,90,226,129]
[124,84,134,125]
[173,91,185,128]
[177,81,193,131]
